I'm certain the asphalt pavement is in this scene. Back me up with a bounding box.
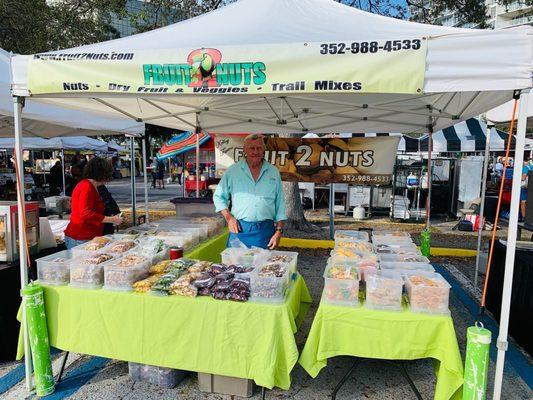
[106,176,183,209]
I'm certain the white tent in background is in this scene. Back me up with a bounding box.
[108,139,126,152]
[8,0,533,397]
[487,92,533,127]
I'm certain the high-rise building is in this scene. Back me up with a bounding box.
[409,0,533,29]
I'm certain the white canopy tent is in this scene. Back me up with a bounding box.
[487,91,533,127]
[8,0,533,397]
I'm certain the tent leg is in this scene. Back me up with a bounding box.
[141,135,149,223]
[425,129,433,229]
[492,89,530,400]
[130,136,136,226]
[474,121,492,289]
[61,148,66,196]
[196,130,200,199]
[329,184,335,240]
[13,96,33,392]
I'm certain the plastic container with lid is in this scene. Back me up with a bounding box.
[326,257,377,281]
[374,242,419,254]
[221,247,266,266]
[155,233,198,250]
[322,263,359,307]
[249,262,289,303]
[70,236,113,257]
[36,250,75,285]
[372,231,411,239]
[365,270,404,311]
[106,240,138,255]
[128,362,189,388]
[380,261,434,271]
[404,272,451,315]
[334,230,369,242]
[266,250,298,274]
[378,254,429,264]
[103,254,151,291]
[330,249,379,266]
[69,252,115,289]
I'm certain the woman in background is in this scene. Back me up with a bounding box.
[64,157,122,249]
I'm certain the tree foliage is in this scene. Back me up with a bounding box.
[0,0,125,54]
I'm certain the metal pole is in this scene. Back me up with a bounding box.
[493,89,529,400]
[474,120,492,289]
[195,114,201,198]
[130,136,136,226]
[141,135,149,223]
[329,183,335,239]
[60,148,66,196]
[13,96,33,391]
[426,127,433,229]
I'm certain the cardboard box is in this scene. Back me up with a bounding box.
[197,373,254,397]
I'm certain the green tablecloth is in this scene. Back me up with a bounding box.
[299,302,464,400]
[17,274,311,390]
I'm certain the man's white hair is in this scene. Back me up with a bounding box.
[243,134,265,146]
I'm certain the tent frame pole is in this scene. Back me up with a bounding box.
[195,114,200,199]
[13,96,33,391]
[474,119,492,289]
[129,136,136,226]
[426,117,434,230]
[493,89,530,400]
[61,148,66,196]
[329,184,335,240]
[141,134,149,223]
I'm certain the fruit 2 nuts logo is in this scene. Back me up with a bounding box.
[142,48,266,93]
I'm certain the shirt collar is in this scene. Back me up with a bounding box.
[240,158,269,182]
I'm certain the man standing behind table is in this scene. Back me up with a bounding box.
[213,134,286,249]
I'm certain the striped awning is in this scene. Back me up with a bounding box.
[156,131,212,161]
[419,118,533,152]
[351,132,420,153]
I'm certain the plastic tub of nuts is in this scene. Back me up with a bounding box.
[69,252,115,289]
[365,270,404,312]
[103,254,151,291]
[36,250,75,285]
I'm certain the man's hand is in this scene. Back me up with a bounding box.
[267,231,282,250]
[221,209,240,233]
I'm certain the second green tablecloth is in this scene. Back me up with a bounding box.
[299,302,464,400]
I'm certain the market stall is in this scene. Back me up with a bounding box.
[8,0,532,398]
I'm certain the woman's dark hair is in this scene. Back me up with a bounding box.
[83,157,113,182]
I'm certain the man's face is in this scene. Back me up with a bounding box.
[244,138,265,166]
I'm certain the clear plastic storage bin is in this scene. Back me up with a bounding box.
[103,254,151,291]
[106,240,137,255]
[365,270,404,311]
[322,263,359,306]
[375,243,419,254]
[326,258,377,281]
[334,230,369,242]
[405,272,451,315]
[70,236,113,256]
[249,262,290,303]
[128,362,189,388]
[221,248,265,266]
[380,261,434,272]
[36,250,75,285]
[372,231,411,239]
[266,250,298,274]
[69,252,115,288]
[378,254,429,263]
[155,233,198,250]
[330,250,379,267]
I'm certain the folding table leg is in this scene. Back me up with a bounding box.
[394,361,424,400]
[331,358,359,400]
[56,351,69,383]
[261,386,266,400]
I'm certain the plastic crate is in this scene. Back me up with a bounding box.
[103,254,151,291]
[365,270,404,311]
[405,272,451,315]
[322,263,359,306]
[128,362,189,389]
[69,252,115,289]
[36,250,75,285]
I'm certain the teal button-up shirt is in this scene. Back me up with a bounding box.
[213,159,286,222]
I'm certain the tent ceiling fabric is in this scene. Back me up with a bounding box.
[9,0,533,134]
[1,48,144,138]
